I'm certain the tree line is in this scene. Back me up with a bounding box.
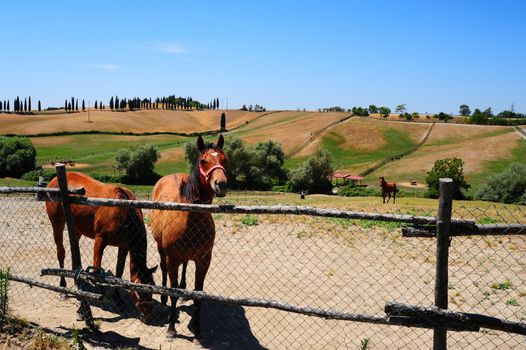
[0,96,44,113]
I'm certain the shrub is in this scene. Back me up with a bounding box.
[289,149,333,194]
[338,185,381,197]
[0,137,37,178]
[241,214,258,226]
[425,157,470,199]
[476,163,526,204]
[114,144,160,183]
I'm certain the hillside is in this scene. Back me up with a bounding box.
[1,110,524,194]
[0,109,262,135]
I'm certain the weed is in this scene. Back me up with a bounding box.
[507,299,519,306]
[491,279,512,290]
[477,216,499,224]
[241,214,258,226]
[0,268,9,325]
[483,291,490,301]
[359,338,370,350]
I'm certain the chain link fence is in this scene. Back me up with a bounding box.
[0,188,525,349]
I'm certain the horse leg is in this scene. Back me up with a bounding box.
[51,220,67,289]
[387,192,391,203]
[158,246,168,306]
[382,192,386,204]
[180,262,188,290]
[393,190,396,204]
[192,252,212,339]
[113,245,128,309]
[166,253,180,339]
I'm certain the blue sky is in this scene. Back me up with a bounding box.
[1,0,525,113]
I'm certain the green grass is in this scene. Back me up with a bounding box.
[467,138,526,195]
[321,128,418,171]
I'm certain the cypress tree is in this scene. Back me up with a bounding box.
[109,96,114,110]
[94,100,98,109]
[7,100,10,111]
[68,102,72,111]
[220,112,226,131]
[71,97,74,111]
[38,100,41,112]
[24,98,27,112]
[28,96,31,112]
[65,99,68,111]
[115,96,119,110]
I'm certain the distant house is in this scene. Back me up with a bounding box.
[330,172,364,186]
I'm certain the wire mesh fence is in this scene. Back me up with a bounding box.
[0,188,525,349]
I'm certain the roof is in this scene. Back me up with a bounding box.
[331,172,364,180]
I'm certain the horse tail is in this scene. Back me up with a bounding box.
[394,186,399,193]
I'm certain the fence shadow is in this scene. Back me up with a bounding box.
[199,301,267,350]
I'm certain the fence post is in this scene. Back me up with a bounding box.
[434,178,453,350]
[55,164,95,328]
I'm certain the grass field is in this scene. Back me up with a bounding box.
[1,110,525,197]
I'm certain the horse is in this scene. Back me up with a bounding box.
[45,172,157,323]
[150,134,227,339]
[379,176,398,204]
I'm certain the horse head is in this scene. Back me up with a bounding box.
[197,135,228,197]
[129,265,158,324]
[379,176,386,185]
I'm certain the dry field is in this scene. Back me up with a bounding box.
[371,124,519,184]
[0,109,262,135]
[299,117,430,157]
[230,111,348,154]
[1,194,525,349]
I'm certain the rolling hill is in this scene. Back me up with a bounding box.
[1,109,524,194]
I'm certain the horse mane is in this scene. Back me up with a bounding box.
[182,141,219,203]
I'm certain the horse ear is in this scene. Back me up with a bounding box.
[217,134,224,150]
[197,135,205,152]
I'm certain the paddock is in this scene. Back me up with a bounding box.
[0,189,525,349]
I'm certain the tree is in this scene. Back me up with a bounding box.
[94,100,98,109]
[368,105,378,114]
[24,98,27,112]
[82,99,85,111]
[75,99,78,111]
[0,137,37,178]
[395,104,407,115]
[71,97,74,112]
[7,100,9,112]
[28,97,31,112]
[459,104,471,117]
[109,96,114,110]
[425,157,470,199]
[435,112,452,122]
[378,106,391,118]
[65,99,68,112]
[220,112,226,131]
[114,144,160,182]
[475,163,526,204]
[38,100,41,112]
[469,108,490,125]
[289,149,333,194]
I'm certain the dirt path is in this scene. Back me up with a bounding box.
[513,126,526,139]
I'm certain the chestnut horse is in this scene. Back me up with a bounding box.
[379,176,398,204]
[150,135,227,339]
[46,172,157,323]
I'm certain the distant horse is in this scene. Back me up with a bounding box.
[150,135,227,339]
[46,172,157,323]
[379,176,398,204]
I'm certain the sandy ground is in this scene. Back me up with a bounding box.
[1,196,525,349]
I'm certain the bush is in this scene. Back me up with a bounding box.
[114,144,160,184]
[426,157,470,200]
[289,149,333,194]
[475,163,526,204]
[0,137,37,178]
[20,168,55,182]
[338,186,380,197]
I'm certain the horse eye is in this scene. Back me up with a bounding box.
[200,159,207,164]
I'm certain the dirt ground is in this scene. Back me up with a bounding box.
[1,196,525,349]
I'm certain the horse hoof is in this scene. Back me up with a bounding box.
[166,330,177,340]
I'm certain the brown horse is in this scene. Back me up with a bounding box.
[379,176,398,204]
[150,135,227,339]
[46,172,157,323]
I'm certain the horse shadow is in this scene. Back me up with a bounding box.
[198,301,268,350]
